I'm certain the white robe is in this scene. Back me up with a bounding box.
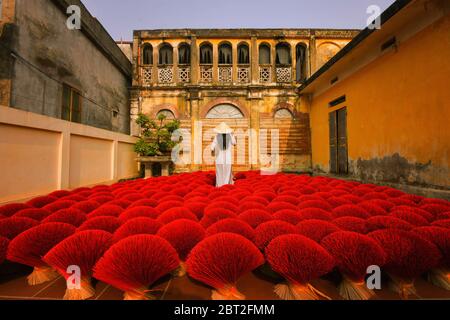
[211,134,236,187]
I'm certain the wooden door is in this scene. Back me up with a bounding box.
[337,107,348,174]
[329,108,348,174]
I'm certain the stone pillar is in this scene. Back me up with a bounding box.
[309,35,317,75]
[153,44,159,83]
[232,42,238,84]
[248,98,261,169]
[251,36,258,84]
[271,45,277,83]
[132,35,140,87]
[190,36,199,84]
[130,93,140,137]
[190,93,202,171]
[161,162,170,176]
[144,163,153,178]
[212,43,218,83]
[173,45,179,84]
[291,43,296,83]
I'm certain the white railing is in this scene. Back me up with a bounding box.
[259,65,272,83]
[178,66,191,83]
[158,66,174,84]
[200,65,213,83]
[218,65,233,83]
[276,66,292,83]
[237,66,250,83]
[141,66,153,86]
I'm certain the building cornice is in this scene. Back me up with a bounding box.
[50,0,132,78]
[134,28,360,40]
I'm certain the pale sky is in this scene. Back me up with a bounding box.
[82,0,396,41]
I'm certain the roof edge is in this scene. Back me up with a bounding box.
[298,0,414,92]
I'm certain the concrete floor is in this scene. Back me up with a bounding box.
[1,263,449,300]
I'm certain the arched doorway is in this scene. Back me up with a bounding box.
[201,103,249,171]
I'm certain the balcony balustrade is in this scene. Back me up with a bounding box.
[218,65,233,83]
[141,66,153,86]
[158,65,174,84]
[276,66,292,83]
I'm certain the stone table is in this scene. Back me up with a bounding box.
[136,156,172,178]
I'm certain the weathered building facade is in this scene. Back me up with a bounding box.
[131,29,357,172]
[0,0,131,134]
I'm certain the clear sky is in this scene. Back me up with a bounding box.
[81,0,396,41]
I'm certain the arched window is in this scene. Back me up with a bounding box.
[274,108,294,119]
[200,43,213,64]
[159,43,173,65]
[276,43,291,66]
[259,44,271,64]
[238,43,250,65]
[156,109,176,119]
[206,104,244,119]
[142,44,153,65]
[296,43,307,82]
[178,43,190,65]
[218,43,232,65]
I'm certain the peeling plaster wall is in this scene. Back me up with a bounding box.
[309,13,450,189]
[7,0,130,134]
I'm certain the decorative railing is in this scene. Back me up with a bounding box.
[200,65,213,83]
[218,65,233,83]
[178,65,191,83]
[259,65,272,83]
[276,66,292,83]
[237,65,250,83]
[141,66,153,86]
[158,66,174,84]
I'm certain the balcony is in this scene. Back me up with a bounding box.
[178,65,191,83]
[259,65,272,83]
[237,65,250,83]
[218,65,233,83]
[276,66,292,83]
[139,64,292,86]
[158,65,174,84]
[141,65,153,86]
[200,64,213,83]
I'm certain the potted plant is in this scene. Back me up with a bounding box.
[134,113,180,177]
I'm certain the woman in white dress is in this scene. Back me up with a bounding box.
[210,122,236,187]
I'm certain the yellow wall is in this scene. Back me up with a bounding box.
[0,105,139,204]
[309,14,450,188]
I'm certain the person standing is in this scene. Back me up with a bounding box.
[210,122,236,187]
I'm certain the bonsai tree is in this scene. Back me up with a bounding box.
[134,113,180,156]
